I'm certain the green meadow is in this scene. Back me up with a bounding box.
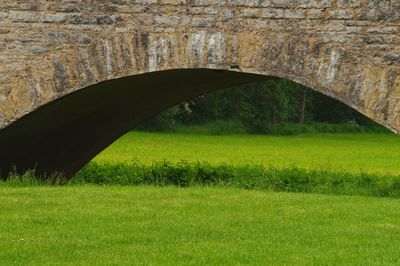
[94,132,400,175]
[2,131,400,265]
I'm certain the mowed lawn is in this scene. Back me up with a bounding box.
[94,132,400,175]
[1,185,400,265]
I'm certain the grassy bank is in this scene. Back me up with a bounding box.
[1,186,400,265]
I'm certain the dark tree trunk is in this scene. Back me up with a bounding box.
[271,110,277,124]
[298,88,307,124]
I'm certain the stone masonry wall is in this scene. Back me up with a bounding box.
[0,0,400,132]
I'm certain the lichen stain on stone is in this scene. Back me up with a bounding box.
[326,49,343,90]
[119,35,133,71]
[188,31,207,67]
[101,41,114,77]
[207,32,226,65]
[79,48,95,83]
[29,83,43,105]
[149,36,173,72]
[52,58,70,93]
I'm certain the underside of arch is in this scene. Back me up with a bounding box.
[0,69,266,179]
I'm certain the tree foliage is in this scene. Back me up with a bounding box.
[138,78,378,133]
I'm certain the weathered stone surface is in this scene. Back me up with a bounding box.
[0,0,399,177]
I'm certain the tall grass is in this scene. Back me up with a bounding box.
[3,161,400,198]
[68,161,400,198]
[3,168,67,187]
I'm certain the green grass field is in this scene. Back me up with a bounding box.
[2,186,400,265]
[95,132,400,175]
[3,132,400,265]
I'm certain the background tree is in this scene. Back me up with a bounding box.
[137,78,383,133]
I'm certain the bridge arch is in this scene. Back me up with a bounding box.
[0,1,399,177]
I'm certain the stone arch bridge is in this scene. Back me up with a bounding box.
[0,0,399,178]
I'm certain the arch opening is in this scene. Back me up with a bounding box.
[0,69,394,179]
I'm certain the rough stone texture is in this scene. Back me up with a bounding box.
[0,0,400,176]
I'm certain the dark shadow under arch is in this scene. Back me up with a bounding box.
[0,69,267,178]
